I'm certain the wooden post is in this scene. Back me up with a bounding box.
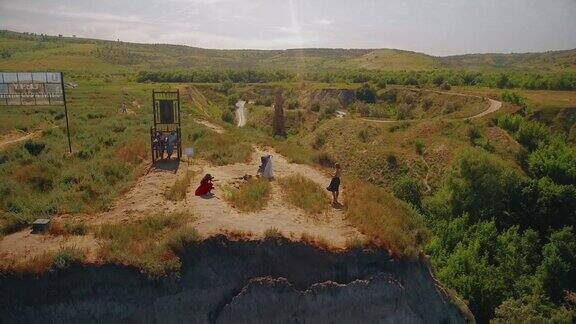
[274,90,286,136]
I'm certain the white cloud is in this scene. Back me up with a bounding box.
[0,0,575,55]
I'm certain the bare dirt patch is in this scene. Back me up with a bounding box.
[0,147,363,266]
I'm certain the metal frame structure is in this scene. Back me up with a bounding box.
[150,89,182,163]
[0,71,72,153]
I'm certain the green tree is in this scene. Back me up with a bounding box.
[529,138,576,185]
[393,176,423,208]
[355,83,376,104]
[493,294,574,324]
[537,227,576,303]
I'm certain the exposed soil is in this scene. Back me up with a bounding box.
[195,119,225,134]
[0,146,362,265]
[0,236,471,324]
[0,129,45,151]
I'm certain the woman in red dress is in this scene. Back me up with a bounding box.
[195,174,214,196]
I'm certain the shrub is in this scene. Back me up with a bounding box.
[165,227,200,253]
[443,102,461,114]
[358,129,372,143]
[287,100,300,110]
[264,227,283,239]
[376,79,387,89]
[528,138,576,184]
[24,141,45,156]
[393,176,423,208]
[312,133,326,149]
[414,140,426,155]
[310,102,321,112]
[221,110,234,124]
[356,83,376,103]
[493,294,575,324]
[497,114,523,133]
[396,103,412,120]
[278,174,330,215]
[226,178,271,212]
[501,90,526,107]
[51,246,84,271]
[0,49,12,59]
[516,121,550,151]
[496,74,510,89]
[386,153,398,169]
[431,148,526,225]
[467,125,482,143]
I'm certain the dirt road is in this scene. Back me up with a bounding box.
[357,90,502,123]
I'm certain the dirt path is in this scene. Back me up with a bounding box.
[195,119,225,134]
[93,147,362,245]
[236,100,246,127]
[0,129,44,151]
[357,90,502,123]
[0,147,363,265]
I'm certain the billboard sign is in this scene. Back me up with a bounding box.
[0,72,64,105]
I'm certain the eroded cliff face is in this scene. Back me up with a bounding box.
[0,236,472,323]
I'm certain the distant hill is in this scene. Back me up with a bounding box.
[0,30,574,73]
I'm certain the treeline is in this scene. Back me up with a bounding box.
[137,70,295,83]
[137,69,576,91]
[305,70,576,91]
[396,113,576,322]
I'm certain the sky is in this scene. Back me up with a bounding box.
[1,0,575,56]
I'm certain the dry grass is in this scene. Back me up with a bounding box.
[47,219,87,236]
[164,170,195,201]
[9,246,85,275]
[264,227,283,239]
[278,174,330,214]
[115,139,148,165]
[345,236,368,250]
[225,178,271,212]
[344,180,429,257]
[300,233,331,250]
[96,211,196,277]
[164,226,201,254]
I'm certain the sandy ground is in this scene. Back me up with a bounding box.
[0,143,362,265]
[92,146,361,244]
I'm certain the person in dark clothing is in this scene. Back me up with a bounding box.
[327,163,342,207]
